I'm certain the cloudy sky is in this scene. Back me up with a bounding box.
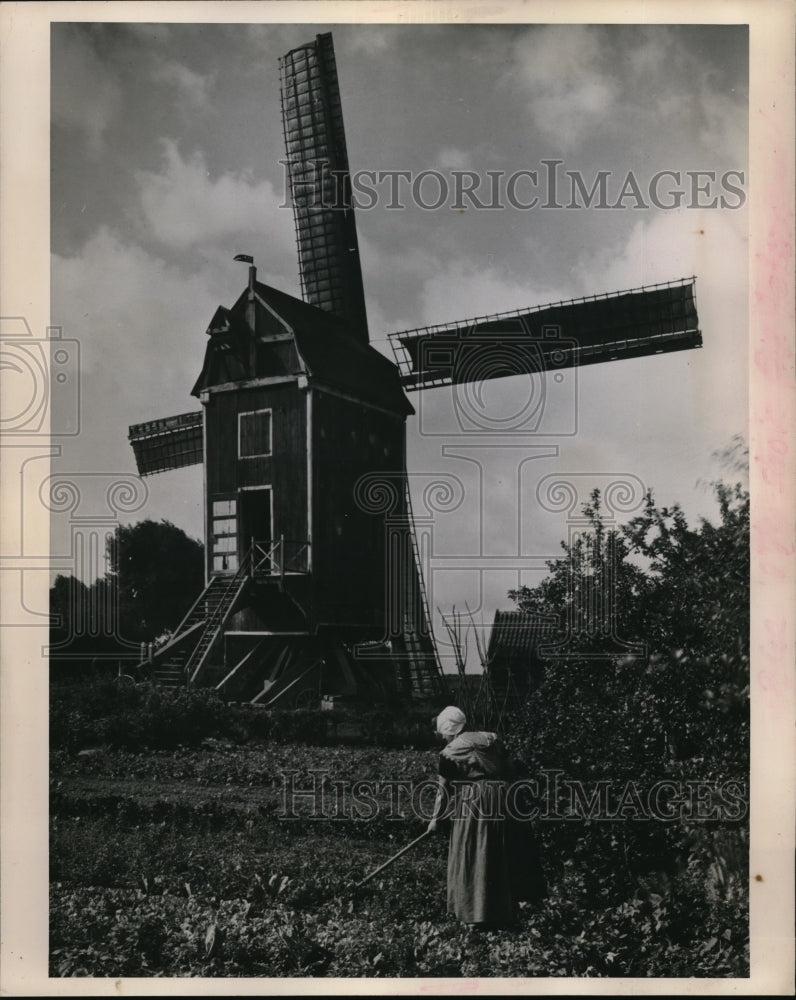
[50,19,749,667]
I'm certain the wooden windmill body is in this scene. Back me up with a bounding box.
[129,33,702,710]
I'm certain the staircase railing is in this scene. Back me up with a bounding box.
[153,578,222,661]
[155,538,312,687]
[184,553,253,684]
[182,538,311,685]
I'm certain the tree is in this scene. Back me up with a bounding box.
[624,481,749,660]
[504,452,750,905]
[510,489,650,660]
[49,572,135,667]
[106,520,205,643]
[49,573,90,647]
[508,463,749,776]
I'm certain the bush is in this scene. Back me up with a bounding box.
[50,680,229,751]
[499,474,750,975]
[50,678,441,752]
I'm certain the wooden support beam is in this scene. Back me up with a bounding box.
[152,619,204,661]
[257,656,323,708]
[215,639,265,693]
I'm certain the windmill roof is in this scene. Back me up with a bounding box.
[193,280,413,416]
[255,282,412,414]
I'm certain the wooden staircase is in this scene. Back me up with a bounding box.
[151,571,249,688]
[153,658,187,690]
[185,571,250,684]
[148,525,446,705]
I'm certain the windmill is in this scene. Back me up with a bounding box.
[128,32,702,711]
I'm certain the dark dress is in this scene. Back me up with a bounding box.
[436,731,545,926]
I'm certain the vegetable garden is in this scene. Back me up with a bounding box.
[50,466,750,979]
[50,695,748,978]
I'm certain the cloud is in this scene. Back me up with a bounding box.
[345,27,392,55]
[627,34,671,78]
[405,201,748,567]
[51,227,212,555]
[571,204,748,487]
[574,204,748,303]
[505,25,746,164]
[507,26,619,148]
[152,62,215,108]
[51,27,121,154]
[135,139,296,262]
[122,23,175,46]
[356,230,440,336]
[622,27,747,163]
[52,226,216,387]
[435,147,474,171]
[416,259,568,329]
[655,85,747,165]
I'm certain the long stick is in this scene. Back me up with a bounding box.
[355,830,432,888]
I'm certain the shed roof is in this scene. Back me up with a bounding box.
[486,610,556,666]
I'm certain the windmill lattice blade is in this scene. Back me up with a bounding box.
[128,411,203,476]
[279,33,369,344]
[389,278,701,391]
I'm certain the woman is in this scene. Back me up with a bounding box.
[427,706,531,928]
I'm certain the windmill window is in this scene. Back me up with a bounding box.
[212,517,236,536]
[212,556,237,572]
[214,535,236,553]
[211,497,238,573]
[239,408,272,458]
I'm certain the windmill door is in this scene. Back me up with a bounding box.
[238,487,273,570]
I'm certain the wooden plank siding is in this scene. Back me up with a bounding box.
[310,387,406,631]
[204,381,308,579]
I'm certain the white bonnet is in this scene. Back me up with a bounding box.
[435,705,467,737]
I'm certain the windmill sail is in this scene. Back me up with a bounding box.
[389,278,701,390]
[280,33,370,344]
[128,411,203,476]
